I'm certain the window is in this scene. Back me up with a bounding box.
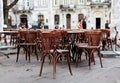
[78,0,84,4]
[25,0,29,6]
[38,15,44,27]
[27,2,29,6]
[54,15,59,25]
[69,0,74,4]
[78,14,84,22]
[63,0,68,5]
[40,0,47,6]
[54,0,59,5]
[96,0,101,2]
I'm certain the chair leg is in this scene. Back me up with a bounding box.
[76,50,82,67]
[28,46,30,63]
[92,53,95,65]
[16,46,20,62]
[35,45,39,61]
[76,55,79,67]
[39,55,45,76]
[25,48,27,61]
[53,55,56,79]
[61,53,64,64]
[67,54,73,75]
[98,50,103,68]
[88,56,91,70]
[88,49,94,70]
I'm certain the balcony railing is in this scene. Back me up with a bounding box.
[60,4,76,11]
[90,0,111,5]
[12,6,33,14]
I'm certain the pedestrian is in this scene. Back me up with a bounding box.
[82,18,86,29]
[19,23,26,30]
[105,20,110,29]
[78,19,83,29]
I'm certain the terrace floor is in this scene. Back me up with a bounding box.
[0,48,120,83]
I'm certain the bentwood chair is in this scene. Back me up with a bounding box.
[75,30,103,69]
[39,32,55,78]
[101,29,112,50]
[39,30,72,79]
[10,29,18,46]
[16,30,39,62]
[52,30,72,76]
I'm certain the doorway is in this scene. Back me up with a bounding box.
[20,14,28,28]
[96,18,101,29]
[38,15,44,29]
[66,14,71,29]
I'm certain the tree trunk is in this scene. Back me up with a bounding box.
[3,0,19,28]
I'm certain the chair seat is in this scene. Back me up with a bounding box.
[57,49,69,53]
[75,30,103,69]
[75,43,100,49]
[19,43,36,46]
[50,49,69,53]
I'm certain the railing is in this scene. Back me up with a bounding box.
[59,4,76,11]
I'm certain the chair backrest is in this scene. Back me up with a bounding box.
[37,30,42,40]
[61,30,68,43]
[27,30,38,43]
[85,30,101,46]
[18,30,28,43]
[100,29,110,41]
[41,32,52,53]
[18,30,38,43]
[51,30,63,49]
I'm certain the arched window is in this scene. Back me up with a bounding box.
[78,14,84,22]
[66,14,71,29]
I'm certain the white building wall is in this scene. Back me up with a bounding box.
[112,0,120,39]
[8,0,111,30]
[0,0,3,31]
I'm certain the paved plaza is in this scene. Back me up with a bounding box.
[0,49,120,83]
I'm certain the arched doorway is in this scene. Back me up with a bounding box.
[95,12,101,29]
[78,14,84,22]
[54,14,59,29]
[38,15,44,29]
[66,14,71,29]
[20,14,28,28]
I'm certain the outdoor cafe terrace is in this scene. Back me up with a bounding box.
[0,28,120,83]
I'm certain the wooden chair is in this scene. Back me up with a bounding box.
[75,30,103,69]
[36,30,42,52]
[39,32,55,78]
[39,30,72,79]
[10,29,18,45]
[16,30,39,62]
[52,30,72,76]
[101,29,112,50]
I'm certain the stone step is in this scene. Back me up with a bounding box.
[101,51,120,58]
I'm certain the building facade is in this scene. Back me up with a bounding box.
[0,0,3,31]
[9,0,111,29]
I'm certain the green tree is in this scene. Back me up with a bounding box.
[3,0,19,27]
